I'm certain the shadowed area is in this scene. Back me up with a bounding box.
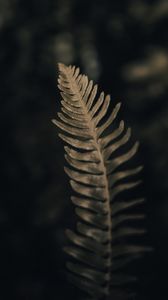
[0,0,168,299]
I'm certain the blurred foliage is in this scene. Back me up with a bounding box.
[0,0,168,299]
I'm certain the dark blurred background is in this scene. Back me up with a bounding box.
[0,0,168,299]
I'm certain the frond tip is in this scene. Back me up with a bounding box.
[54,63,150,299]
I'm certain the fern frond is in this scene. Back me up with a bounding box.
[53,63,149,299]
